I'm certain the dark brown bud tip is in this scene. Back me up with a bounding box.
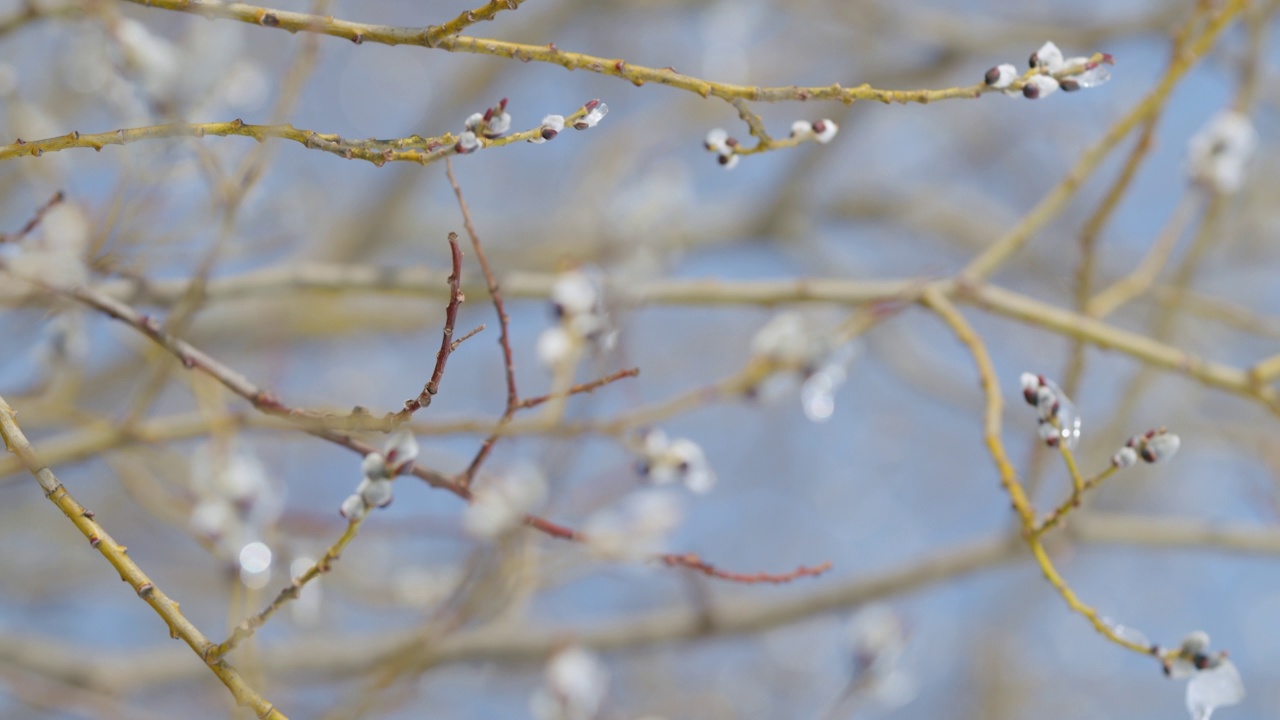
[984,67,1002,85]
[1023,84,1041,99]
[541,127,559,140]
[1060,79,1081,92]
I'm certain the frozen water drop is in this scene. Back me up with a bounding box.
[1075,65,1111,88]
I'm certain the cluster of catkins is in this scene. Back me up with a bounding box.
[984,41,1113,99]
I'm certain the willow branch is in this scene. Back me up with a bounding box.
[211,517,367,659]
[84,266,1280,412]
[920,289,1152,657]
[3,534,1016,691]
[121,0,1087,106]
[395,234,464,419]
[0,395,287,720]
[0,106,594,165]
[14,276,828,584]
[961,0,1248,282]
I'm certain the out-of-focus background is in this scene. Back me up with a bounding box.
[1,0,1278,718]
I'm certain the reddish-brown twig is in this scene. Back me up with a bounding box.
[451,324,486,350]
[19,271,825,585]
[1,190,64,243]
[444,161,520,486]
[396,233,464,419]
[516,368,640,410]
[662,554,834,584]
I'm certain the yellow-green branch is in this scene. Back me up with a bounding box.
[0,395,287,720]
[211,517,366,659]
[124,0,1042,106]
[961,0,1248,282]
[920,289,1152,657]
[0,106,591,164]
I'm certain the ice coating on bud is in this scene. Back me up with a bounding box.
[1073,65,1111,88]
[456,130,480,153]
[1112,445,1139,469]
[801,342,856,423]
[486,111,511,137]
[1144,431,1180,463]
[1187,657,1244,720]
[584,489,683,561]
[1101,616,1151,649]
[1188,111,1257,194]
[190,500,235,541]
[1161,631,1245,719]
[191,441,273,509]
[844,604,919,711]
[536,325,574,368]
[542,114,566,132]
[984,63,1018,89]
[790,120,813,138]
[551,270,601,318]
[636,429,716,493]
[1020,373,1081,449]
[1031,41,1064,72]
[358,477,394,509]
[362,451,388,479]
[382,429,419,474]
[1020,372,1040,403]
[846,604,907,678]
[812,119,838,144]
[719,153,740,170]
[752,312,819,367]
[1181,631,1211,656]
[529,114,565,144]
[1129,428,1180,463]
[530,646,609,720]
[540,269,614,370]
[705,127,729,152]
[339,493,367,521]
[462,465,548,539]
[752,314,858,419]
[464,112,484,131]
[574,101,608,130]
[1035,386,1057,418]
[1023,75,1060,99]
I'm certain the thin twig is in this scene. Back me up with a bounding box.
[445,160,517,408]
[0,105,596,165]
[396,233,464,419]
[515,367,640,410]
[662,554,832,584]
[211,517,367,659]
[451,324,486,350]
[1034,466,1119,537]
[0,190,64,243]
[920,288,1152,657]
[0,395,288,720]
[11,272,825,585]
[426,0,524,46]
[119,0,1099,106]
[961,0,1248,282]
[444,160,521,487]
